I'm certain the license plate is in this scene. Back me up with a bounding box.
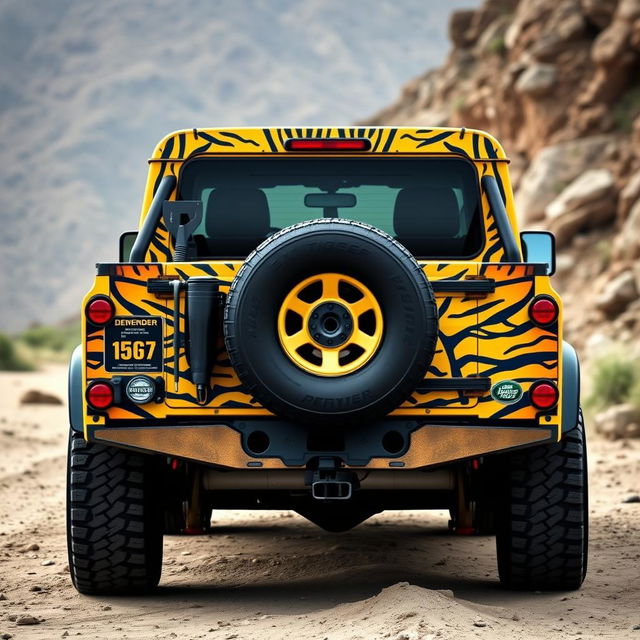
[104,316,163,372]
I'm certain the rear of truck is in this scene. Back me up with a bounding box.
[67,127,586,596]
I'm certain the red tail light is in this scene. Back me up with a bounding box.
[529,381,559,410]
[86,296,115,326]
[86,382,114,409]
[529,296,558,326]
[285,138,371,151]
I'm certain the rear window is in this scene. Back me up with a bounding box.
[178,156,483,258]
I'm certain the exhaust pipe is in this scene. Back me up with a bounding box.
[186,277,219,404]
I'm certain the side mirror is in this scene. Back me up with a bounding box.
[520,231,556,275]
[120,231,138,262]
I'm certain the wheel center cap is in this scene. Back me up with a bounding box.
[308,301,353,348]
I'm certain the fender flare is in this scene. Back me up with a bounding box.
[68,345,84,433]
[561,341,580,433]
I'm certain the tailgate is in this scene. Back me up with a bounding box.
[87,262,558,424]
[400,263,480,410]
[160,263,482,412]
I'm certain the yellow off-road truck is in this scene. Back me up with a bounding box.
[67,127,587,594]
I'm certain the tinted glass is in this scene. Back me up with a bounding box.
[521,231,555,275]
[179,157,483,258]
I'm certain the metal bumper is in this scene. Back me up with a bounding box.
[88,422,556,470]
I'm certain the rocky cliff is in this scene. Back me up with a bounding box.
[366,0,640,368]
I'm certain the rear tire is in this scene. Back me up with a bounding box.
[66,430,163,594]
[496,410,588,590]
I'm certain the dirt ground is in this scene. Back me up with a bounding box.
[0,365,639,640]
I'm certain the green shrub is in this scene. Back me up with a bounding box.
[595,238,612,272]
[452,95,467,112]
[21,325,66,350]
[552,179,570,195]
[628,376,640,413]
[612,86,640,132]
[487,35,506,55]
[0,333,34,371]
[20,322,80,353]
[586,354,638,411]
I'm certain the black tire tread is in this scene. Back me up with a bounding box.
[224,218,438,424]
[66,431,163,594]
[496,410,588,590]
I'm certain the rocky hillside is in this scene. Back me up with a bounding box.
[367,0,640,369]
[0,0,478,333]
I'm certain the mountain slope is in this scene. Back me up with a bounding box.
[0,0,478,331]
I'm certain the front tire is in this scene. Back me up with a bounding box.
[66,430,163,594]
[496,410,588,590]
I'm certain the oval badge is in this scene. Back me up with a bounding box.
[491,380,523,405]
[125,375,156,404]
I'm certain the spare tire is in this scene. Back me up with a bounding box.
[224,219,437,425]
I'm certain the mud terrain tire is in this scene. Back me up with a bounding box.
[496,410,588,590]
[224,219,438,425]
[66,431,163,594]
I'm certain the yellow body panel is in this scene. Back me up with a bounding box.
[138,127,516,265]
[82,127,562,444]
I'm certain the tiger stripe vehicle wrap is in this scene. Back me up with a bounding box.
[68,125,588,596]
[79,126,566,469]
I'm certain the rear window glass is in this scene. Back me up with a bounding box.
[178,156,483,258]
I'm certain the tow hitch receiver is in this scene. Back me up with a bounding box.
[306,459,359,501]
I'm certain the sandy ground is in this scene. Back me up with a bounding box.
[0,365,639,640]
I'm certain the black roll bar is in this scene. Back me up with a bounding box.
[129,175,177,262]
[481,174,522,262]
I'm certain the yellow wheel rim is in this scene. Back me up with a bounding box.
[277,273,383,376]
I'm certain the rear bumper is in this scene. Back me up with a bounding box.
[87,421,557,470]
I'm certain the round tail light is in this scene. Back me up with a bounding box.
[86,382,114,409]
[529,381,559,410]
[529,296,558,327]
[86,296,115,326]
